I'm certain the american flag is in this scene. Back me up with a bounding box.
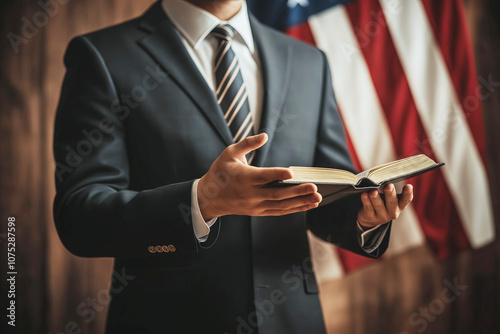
[247,0,495,281]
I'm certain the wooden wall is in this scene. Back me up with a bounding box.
[0,1,155,333]
[0,1,498,333]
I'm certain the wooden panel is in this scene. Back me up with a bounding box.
[0,1,155,333]
[1,1,48,332]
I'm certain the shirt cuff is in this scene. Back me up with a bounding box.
[356,220,390,254]
[191,179,218,242]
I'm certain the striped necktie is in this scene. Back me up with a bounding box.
[212,24,255,160]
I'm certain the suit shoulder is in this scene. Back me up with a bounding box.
[63,12,148,69]
[64,2,164,61]
[70,16,143,50]
[253,20,325,59]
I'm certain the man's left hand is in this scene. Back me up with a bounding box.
[357,183,413,229]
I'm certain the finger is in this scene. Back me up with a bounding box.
[230,133,268,157]
[263,203,320,216]
[259,183,318,200]
[383,184,399,219]
[398,184,414,210]
[360,192,374,216]
[246,166,294,185]
[260,192,322,213]
[368,190,388,219]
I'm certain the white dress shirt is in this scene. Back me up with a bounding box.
[161,0,387,252]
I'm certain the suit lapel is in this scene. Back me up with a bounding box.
[250,15,292,167]
[137,3,233,147]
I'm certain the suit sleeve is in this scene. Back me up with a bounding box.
[306,51,391,258]
[53,36,198,259]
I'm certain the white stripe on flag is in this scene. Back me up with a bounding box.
[309,6,425,257]
[379,0,495,248]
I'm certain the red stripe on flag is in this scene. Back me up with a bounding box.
[421,0,487,164]
[344,0,470,258]
[284,22,316,46]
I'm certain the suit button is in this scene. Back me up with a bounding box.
[155,245,163,253]
[148,246,156,253]
[161,245,169,252]
[168,244,176,252]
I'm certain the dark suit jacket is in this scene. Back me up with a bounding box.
[53,2,391,333]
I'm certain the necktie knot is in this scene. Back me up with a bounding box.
[212,24,235,42]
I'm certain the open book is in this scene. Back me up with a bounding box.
[279,154,444,206]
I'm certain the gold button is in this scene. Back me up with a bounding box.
[168,244,176,252]
[148,246,156,253]
[161,245,169,253]
[155,245,163,253]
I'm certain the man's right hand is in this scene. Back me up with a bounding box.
[197,133,322,220]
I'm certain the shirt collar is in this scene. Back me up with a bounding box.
[161,0,255,53]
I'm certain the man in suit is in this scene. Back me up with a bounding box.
[53,0,413,333]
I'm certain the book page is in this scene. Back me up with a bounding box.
[366,154,438,184]
[355,160,395,179]
[283,166,359,184]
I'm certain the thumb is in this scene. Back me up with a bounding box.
[230,133,268,157]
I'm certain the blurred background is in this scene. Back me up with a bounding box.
[0,0,499,333]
